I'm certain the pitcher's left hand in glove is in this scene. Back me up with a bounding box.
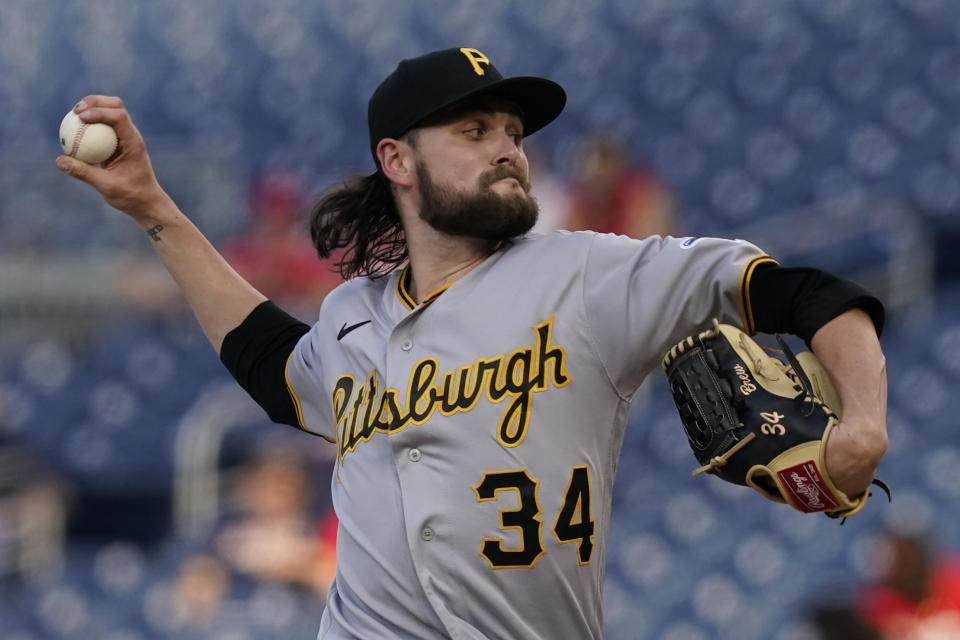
[661,320,887,518]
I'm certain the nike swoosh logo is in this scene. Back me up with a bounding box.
[337,320,372,341]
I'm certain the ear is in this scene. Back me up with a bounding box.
[377,139,415,188]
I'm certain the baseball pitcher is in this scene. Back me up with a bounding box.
[57,47,888,639]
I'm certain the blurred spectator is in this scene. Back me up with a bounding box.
[168,553,231,633]
[564,131,682,238]
[222,169,342,314]
[856,532,960,639]
[214,445,336,597]
[526,142,573,233]
[0,441,67,582]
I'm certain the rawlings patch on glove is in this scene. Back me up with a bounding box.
[662,319,873,518]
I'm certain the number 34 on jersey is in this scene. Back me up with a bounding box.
[474,465,594,569]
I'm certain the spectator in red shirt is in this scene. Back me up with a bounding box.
[223,169,342,312]
[564,131,681,239]
[857,532,960,639]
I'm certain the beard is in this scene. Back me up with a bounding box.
[416,162,539,241]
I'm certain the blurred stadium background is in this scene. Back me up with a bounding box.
[2,0,960,638]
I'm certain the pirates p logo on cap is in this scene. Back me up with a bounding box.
[459,48,491,76]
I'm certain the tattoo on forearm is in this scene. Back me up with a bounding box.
[146,224,164,242]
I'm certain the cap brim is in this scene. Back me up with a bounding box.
[420,76,566,138]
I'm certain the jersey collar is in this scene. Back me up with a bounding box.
[394,240,510,311]
[395,265,453,311]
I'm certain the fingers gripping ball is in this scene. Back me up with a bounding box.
[661,320,885,519]
[59,109,118,164]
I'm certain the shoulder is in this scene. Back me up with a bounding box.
[325,271,395,301]
[313,272,396,322]
[514,229,595,244]
[505,230,708,264]
[513,231,765,259]
[496,230,604,270]
[295,273,396,353]
[507,229,600,255]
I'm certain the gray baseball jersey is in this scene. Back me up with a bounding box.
[285,230,772,639]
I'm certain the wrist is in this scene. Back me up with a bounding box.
[132,191,182,231]
[826,419,888,496]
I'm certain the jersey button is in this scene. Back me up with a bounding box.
[421,527,434,541]
[401,339,413,351]
[408,449,421,462]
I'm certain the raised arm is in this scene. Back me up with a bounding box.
[55,96,266,353]
[811,308,889,499]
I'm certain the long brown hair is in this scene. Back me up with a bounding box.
[309,171,407,280]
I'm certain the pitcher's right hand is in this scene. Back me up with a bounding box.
[56,96,175,225]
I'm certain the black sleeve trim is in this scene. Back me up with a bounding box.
[220,301,311,430]
[747,264,885,346]
[739,255,779,335]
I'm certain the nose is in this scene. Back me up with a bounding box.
[492,132,523,167]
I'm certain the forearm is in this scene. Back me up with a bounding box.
[811,309,887,429]
[810,308,889,495]
[135,196,267,353]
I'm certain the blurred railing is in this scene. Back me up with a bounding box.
[172,381,261,539]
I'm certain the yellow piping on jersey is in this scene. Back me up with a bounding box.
[421,284,452,306]
[395,264,458,310]
[396,265,416,310]
[738,255,778,335]
[284,351,335,443]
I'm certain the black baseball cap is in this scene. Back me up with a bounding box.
[367,47,566,163]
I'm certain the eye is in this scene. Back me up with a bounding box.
[464,127,485,139]
[510,133,524,146]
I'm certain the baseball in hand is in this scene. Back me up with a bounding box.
[59,109,118,164]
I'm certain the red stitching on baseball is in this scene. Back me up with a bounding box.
[70,123,87,158]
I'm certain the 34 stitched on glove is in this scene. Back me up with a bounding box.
[662,319,878,519]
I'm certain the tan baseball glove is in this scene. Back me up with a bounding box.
[662,320,887,519]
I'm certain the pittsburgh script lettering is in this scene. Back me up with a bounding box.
[333,318,569,462]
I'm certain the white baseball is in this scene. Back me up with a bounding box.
[59,109,118,164]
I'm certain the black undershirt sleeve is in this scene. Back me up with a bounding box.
[219,300,311,430]
[747,264,885,346]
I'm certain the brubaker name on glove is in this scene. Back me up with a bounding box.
[661,319,877,519]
